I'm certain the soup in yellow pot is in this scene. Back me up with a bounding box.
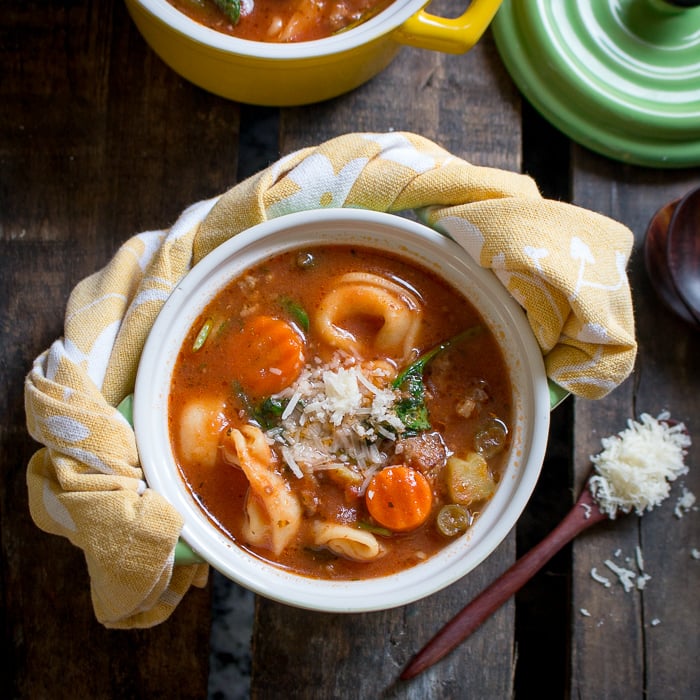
[167,0,394,42]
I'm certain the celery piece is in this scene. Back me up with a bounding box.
[357,521,393,538]
[192,318,213,352]
[445,452,496,506]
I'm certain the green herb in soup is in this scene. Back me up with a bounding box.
[393,326,484,434]
[213,0,241,24]
[167,0,394,42]
[169,245,513,580]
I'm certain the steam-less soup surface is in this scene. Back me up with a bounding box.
[169,244,513,579]
[167,0,393,42]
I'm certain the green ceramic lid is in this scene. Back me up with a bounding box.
[492,0,700,168]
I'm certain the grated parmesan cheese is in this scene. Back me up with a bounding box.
[674,486,697,518]
[265,354,406,489]
[604,559,636,592]
[590,567,611,587]
[588,411,691,518]
[590,545,654,593]
[636,573,652,590]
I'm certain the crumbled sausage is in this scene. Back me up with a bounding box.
[395,432,448,474]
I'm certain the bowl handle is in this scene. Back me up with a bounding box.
[175,539,204,565]
[548,379,570,410]
[393,0,504,54]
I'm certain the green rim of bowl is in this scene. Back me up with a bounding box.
[492,0,700,168]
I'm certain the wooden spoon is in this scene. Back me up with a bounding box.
[401,479,609,680]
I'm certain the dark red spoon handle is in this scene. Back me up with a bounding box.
[401,484,608,680]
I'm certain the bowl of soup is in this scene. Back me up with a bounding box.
[124,0,504,105]
[134,208,551,612]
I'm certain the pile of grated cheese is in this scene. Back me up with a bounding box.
[265,354,406,488]
[588,411,691,518]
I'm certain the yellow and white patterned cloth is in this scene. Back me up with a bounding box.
[24,132,637,628]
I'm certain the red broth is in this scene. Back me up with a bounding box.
[167,0,394,42]
[169,245,513,579]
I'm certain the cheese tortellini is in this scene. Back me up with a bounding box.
[177,398,228,469]
[222,424,302,556]
[315,272,423,362]
[312,521,383,562]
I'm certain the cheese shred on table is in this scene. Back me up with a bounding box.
[588,411,691,518]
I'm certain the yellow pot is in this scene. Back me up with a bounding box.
[125,0,503,106]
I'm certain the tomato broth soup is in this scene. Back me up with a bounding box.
[169,245,513,579]
[167,0,394,42]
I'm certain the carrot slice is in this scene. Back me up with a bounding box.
[365,466,433,532]
[229,315,305,397]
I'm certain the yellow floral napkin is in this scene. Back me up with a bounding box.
[24,132,637,628]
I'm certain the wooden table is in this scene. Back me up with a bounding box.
[2,1,698,698]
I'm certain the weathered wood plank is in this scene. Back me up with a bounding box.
[1,0,242,696]
[278,34,519,171]
[571,152,700,699]
[250,15,525,700]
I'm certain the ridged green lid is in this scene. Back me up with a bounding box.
[492,0,700,168]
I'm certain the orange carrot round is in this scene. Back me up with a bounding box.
[229,315,305,396]
[365,465,433,532]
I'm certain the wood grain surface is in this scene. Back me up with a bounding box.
[2,2,220,698]
[2,1,698,699]
[571,157,700,699]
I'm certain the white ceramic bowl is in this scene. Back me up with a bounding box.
[134,209,550,612]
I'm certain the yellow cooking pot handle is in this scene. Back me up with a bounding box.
[394,0,504,54]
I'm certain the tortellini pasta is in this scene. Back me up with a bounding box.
[312,521,383,562]
[315,272,422,361]
[177,397,228,469]
[222,425,302,555]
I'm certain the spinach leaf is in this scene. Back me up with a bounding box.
[279,296,310,332]
[392,325,483,433]
[255,396,289,429]
[213,0,241,24]
[231,381,289,430]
